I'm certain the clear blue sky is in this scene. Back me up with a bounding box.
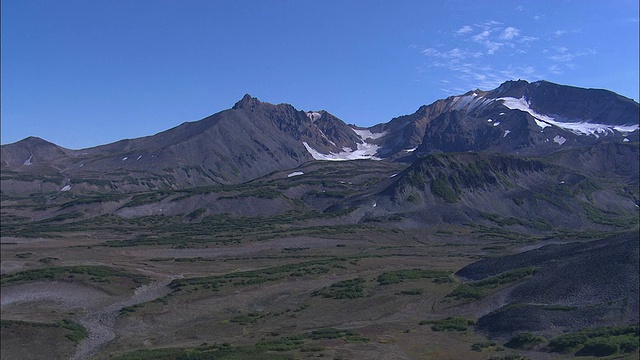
[2,0,638,149]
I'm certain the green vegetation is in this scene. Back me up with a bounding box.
[548,324,639,356]
[1,319,87,343]
[398,288,424,295]
[447,267,537,300]
[185,208,206,220]
[230,312,267,325]
[468,224,538,242]
[0,173,65,185]
[0,265,150,286]
[481,213,553,231]
[126,259,352,309]
[60,193,126,209]
[504,332,546,350]
[431,175,460,203]
[377,268,451,285]
[488,354,529,360]
[312,277,365,299]
[112,328,368,359]
[111,344,292,360]
[581,202,638,228]
[471,340,497,352]
[219,188,282,199]
[308,328,369,342]
[419,317,475,331]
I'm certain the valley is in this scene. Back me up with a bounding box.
[1,80,639,359]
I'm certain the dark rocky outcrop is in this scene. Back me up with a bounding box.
[457,231,640,339]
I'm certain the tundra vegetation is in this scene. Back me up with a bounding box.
[1,159,638,360]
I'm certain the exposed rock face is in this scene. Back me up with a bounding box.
[1,80,638,195]
[456,231,640,339]
[374,80,639,159]
[1,95,365,193]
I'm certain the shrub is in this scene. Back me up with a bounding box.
[576,339,619,357]
[471,341,497,351]
[420,317,475,331]
[312,278,365,299]
[505,332,545,350]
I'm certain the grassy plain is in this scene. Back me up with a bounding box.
[3,214,636,360]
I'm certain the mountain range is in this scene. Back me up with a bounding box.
[2,80,638,195]
[2,80,639,357]
[2,80,638,229]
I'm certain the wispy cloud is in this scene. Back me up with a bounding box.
[414,19,600,92]
[456,25,473,35]
[549,64,562,75]
[500,27,520,40]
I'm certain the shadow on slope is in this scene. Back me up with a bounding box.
[456,231,639,339]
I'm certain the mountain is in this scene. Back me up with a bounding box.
[371,80,639,159]
[2,81,638,359]
[459,231,639,339]
[2,80,638,197]
[1,95,374,194]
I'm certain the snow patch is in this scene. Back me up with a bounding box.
[287,171,304,178]
[306,111,322,122]
[503,130,511,137]
[533,118,552,129]
[137,155,143,160]
[623,138,630,142]
[61,185,71,192]
[372,202,377,208]
[390,173,398,178]
[303,142,381,161]
[302,127,385,161]
[121,157,128,161]
[499,112,505,116]
[553,135,567,145]
[493,121,501,127]
[487,119,493,123]
[352,128,386,140]
[404,147,418,152]
[499,96,639,136]
[613,125,640,132]
[23,155,33,166]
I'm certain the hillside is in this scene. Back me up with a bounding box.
[1,80,638,360]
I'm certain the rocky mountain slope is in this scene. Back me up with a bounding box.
[2,80,638,197]
[458,231,639,339]
[2,80,638,359]
[1,79,638,234]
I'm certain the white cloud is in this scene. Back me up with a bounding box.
[456,25,473,35]
[519,35,538,43]
[485,41,503,54]
[548,47,595,63]
[482,20,502,27]
[550,53,574,62]
[421,48,441,56]
[414,18,595,95]
[500,27,520,40]
[447,48,463,58]
[472,30,491,42]
[549,64,562,74]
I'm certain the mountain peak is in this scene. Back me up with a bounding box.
[232,94,262,110]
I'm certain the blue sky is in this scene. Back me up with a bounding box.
[2,0,638,149]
